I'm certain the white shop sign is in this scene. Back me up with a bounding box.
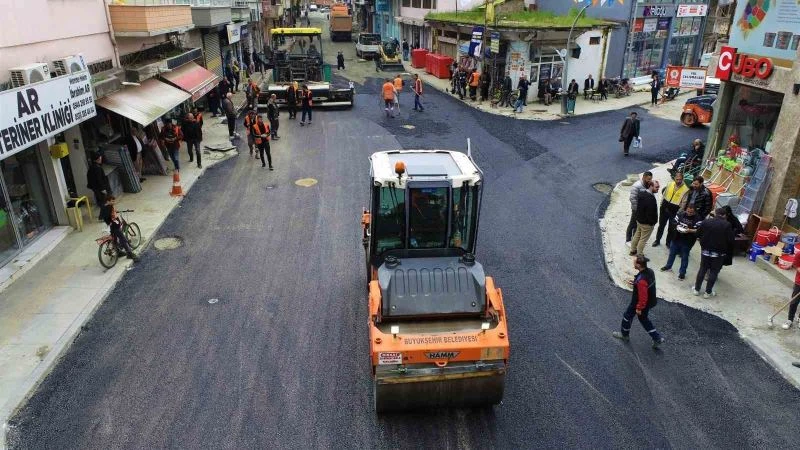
[227,23,241,44]
[677,4,708,18]
[0,70,95,161]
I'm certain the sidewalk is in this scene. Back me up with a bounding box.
[601,163,800,388]
[0,72,263,447]
[402,61,665,120]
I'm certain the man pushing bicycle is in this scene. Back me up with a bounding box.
[100,196,139,261]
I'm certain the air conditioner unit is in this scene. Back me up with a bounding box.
[52,55,87,76]
[9,63,50,88]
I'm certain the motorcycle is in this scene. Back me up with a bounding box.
[660,86,681,103]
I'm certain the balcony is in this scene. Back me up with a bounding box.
[109,1,195,37]
[190,1,232,27]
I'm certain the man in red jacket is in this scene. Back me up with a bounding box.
[613,255,665,348]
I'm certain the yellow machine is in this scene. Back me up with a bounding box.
[375,40,405,72]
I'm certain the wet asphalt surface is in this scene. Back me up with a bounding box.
[9,17,800,450]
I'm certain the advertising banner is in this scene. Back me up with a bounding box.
[665,65,707,89]
[469,26,484,58]
[677,4,708,17]
[226,23,241,44]
[729,0,800,63]
[643,18,658,33]
[0,71,96,161]
[490,32,500,54]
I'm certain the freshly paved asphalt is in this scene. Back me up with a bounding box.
[10,18,800,450]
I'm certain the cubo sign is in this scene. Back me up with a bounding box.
[717,46,773,81]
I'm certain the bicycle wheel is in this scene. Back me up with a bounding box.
[98,240,118,269]
[125,222,143,249]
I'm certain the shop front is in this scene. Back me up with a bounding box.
[0,70,97,267]
[705,0,800,231]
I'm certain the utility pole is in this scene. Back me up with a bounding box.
[562,2,591,114]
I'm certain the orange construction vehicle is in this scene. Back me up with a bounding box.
[328,3,352,42]
[362,148,510,412]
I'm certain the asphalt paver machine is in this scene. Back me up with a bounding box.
[259,27,353,109]
[361,148,510,412]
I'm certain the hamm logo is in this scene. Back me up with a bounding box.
[425,351,460,359]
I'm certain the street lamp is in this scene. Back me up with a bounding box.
[561,2,591,114]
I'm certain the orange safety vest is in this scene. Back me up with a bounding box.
[393,77,403,90]
[382,82,395,100]
[244,114,255,135]
[252,121,270,145]
[469,72,480,87]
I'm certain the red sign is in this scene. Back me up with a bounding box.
[665,66,682,87]
[716,46,774,81]
[633,18,644,33]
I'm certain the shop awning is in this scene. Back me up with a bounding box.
[159,62,221,102]
[395,16,425,27]
[96,79,191,126]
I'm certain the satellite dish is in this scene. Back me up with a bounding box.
[558,49,567,58]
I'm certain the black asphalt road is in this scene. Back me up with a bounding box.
[10,20,800,450]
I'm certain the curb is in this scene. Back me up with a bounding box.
[600,164,800,392]
[0,149,238,450]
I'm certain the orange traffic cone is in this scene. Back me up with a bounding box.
[170,171,183,197]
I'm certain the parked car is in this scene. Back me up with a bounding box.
[697,76,720,95]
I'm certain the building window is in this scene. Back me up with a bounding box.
[412,0,421,8]
[422,0,436,8]
[589,37,600,45]
[402,0,410,6]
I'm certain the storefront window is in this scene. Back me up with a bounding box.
[625,32,666,77]
[721,85,784,153]
[0,181,20,266]
[0,147,54,247]
[668,36,696,67]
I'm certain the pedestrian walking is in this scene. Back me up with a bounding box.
[402,39,410,60]
[100,196,139,261]
[222,92,239,140]
[468,69,480,101]
[243,109,257,158]
[267,94,280,140]
[619,111,640,156]
[566,79,579,114]
[393,74,404,110]
[630,180,660,257]
[382,78,396,118]
[413,74,424,111]
[251,115,274,170]
[653,172,689,247]
[660,203,702,280]
[650,72,660,106]
[252,49,262,74]
[86,151,110,214]
[287,82,298,119]
[457,68,467,99]
[680,176,713,219]
[159,118,182,172]
[337,51,345,70]
[612,255,665,347]
[781,251,800,329]
[514,74,529,113]
[246,78,260,110]
[500,74,512,107]
[232,59,241,92]
[299,84,313,125]
[693,208,735,298]
[626,171,653,245]
[480,71,490,102]
[182,112,203,168]
[207,85,221,117]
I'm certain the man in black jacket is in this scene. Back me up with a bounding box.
[583,74,594,99]
[182,113,202,168]
[619,111,640,156]
[86,151,109,215]
[499,75,512,107]
[681,175,713,219]
[693,207,735,298]
[630,180,660,257]
[286,83,298,119]
[267,94,280,140]
[612,255,664,348]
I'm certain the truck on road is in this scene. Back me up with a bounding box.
[355,33,381,59]
[328,4,352,42]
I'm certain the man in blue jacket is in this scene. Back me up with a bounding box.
[613,255,665,348]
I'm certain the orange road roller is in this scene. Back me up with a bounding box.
[361,149,510,412]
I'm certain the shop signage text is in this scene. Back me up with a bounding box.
[717,46,774,82]
[226,23,241,44]
[677,4,708,17]
[0,71,96,161]
[643,5,671,17]
[665,65,707,89]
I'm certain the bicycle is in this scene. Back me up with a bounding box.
[96,209,142,269]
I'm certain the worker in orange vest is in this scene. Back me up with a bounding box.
[413,74,424,112]
[382,78,397,118]
[468,69,480,101]
[393,74,403,109]
[250,115,273,170]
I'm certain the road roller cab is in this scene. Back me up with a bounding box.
[362,150,509,412]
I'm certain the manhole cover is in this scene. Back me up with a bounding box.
[154,236,184,250]
[295,178,318,187]
[593,183,613,194]
[208,298,219,304]
[402,124,416,129]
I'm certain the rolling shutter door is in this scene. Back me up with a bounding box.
[438,42,457,60]
[203,32,223,78]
